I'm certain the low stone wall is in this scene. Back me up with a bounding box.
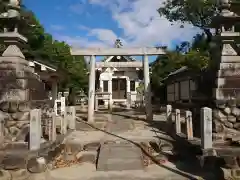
[213,101,240,143]
[0,99,53,143]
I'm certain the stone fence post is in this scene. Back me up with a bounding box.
[60,97,67,134]
[29,109,41,150]
[175,109,181,134]
[49,112,56,141]
[67,106,76,130]
[166,105,172,124]
[186,110,193,140]
[201,107,212,150]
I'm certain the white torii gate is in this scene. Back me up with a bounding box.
[71,47,166,123]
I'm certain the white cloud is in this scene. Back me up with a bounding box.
[63,0,201,48]
[54,34,108,48]
[88,29,118,46]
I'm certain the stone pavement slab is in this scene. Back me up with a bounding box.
[106,118,134,132]
[97,142,143,171]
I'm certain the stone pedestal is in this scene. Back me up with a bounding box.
[0,33,49,142]
[213,44,240,142]
[211,13,240,144]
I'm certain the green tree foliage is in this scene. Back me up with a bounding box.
[150,0,218,94]
[151,33,210,90]
[0,3,88,92]
[158,0,217,29]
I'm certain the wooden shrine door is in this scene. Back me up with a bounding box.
[112,78,126,99]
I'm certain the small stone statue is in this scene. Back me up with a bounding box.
[0,0,21,32]
[115,39,123,48]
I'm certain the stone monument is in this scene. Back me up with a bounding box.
[0,0,49,143]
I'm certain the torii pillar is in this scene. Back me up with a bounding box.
[143,54,153,121]
[71,47,166,123]
[88,55,96,123]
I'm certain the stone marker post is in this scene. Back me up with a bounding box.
[30,109,41,150]
[68,106,76,130]
[175,109,181,134]
[166,105,172,123]
[60,97,67,134]
[49,112,56,141]
[54,99,60,116]
[201,107,213,149]
[186,110,193,140]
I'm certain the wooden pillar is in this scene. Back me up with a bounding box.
[143,54,152,121]
[51,81,58,106]
[88,55,96,123]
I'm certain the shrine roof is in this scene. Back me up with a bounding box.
[28,59,67,82]
[102,55,137,62]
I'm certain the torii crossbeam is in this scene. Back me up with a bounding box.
[71,47,166,122]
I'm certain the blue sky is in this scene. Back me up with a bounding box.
[23,0,199,62]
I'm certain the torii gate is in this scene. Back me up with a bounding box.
[71,47,166,122]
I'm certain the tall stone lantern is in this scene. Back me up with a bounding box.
[210,0,240,142]
[0,0,46,142]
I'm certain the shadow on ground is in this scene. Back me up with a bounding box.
[109,110,223,180]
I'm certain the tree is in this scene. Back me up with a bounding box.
[158,0,217,29]
[151,51,185,89]
[150,33,211,96]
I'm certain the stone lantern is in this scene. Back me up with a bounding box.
[210,0,240,142]
[0,0,50,143]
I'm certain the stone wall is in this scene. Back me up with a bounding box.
[213,101,240,143]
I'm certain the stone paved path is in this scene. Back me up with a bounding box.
[97,117,143,171]
[38,112,209,180]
